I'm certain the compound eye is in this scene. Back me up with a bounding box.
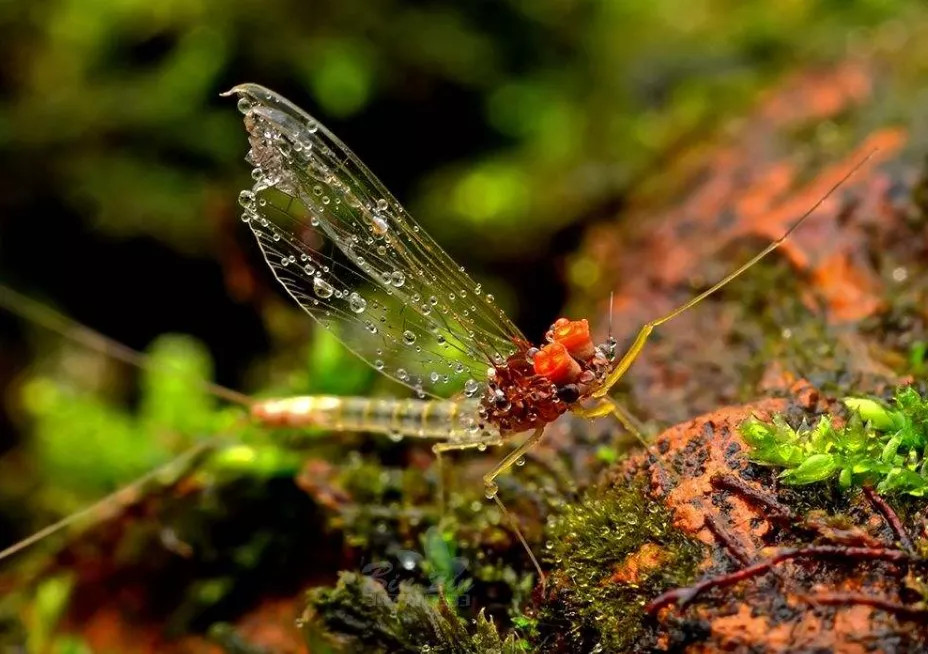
[552,318,594,359]
[533,342,581,384]
[556,383,581,404]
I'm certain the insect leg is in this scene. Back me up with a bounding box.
[573,398,646,445]
[482,427,546,585]
[431,437,501,514]
[483,427,545,500]
[592,151,874,400]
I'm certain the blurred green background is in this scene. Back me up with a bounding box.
[0,0,925,649]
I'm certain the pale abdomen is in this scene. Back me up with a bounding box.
[251,395,500,444]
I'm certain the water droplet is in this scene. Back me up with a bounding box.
[402,330,416,345]
[348,292,367,313]
[306,119,319,134]
[376,198,389,211]
[303,262,315,275]
[391,271,405,287]
[388,429,404,443]
[313,277,334,299]
[454,363,465,374]
[372,214,389,237]
[397,368,409,381]
[486,293,495,302]
[429,296,438,306]
[374,359,385,370]
[464,379,480,397]
[238,190,256,210]
[477,443,487,452]
[430,372,440,382]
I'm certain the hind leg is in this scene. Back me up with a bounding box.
[482,427,547,586]
[432,437,501,514]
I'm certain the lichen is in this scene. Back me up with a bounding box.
[539,480,704,651]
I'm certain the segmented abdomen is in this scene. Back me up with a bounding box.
[251,396,499,444]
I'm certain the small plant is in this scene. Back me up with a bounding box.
[741,386,928,495]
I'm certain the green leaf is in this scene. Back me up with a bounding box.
[877,467,928,495]
[843,397,899,431]
[809,416,835,451]
[838,467,852,490]
[740,418,776,448]
[881,436,902,464]
[781,453,837,484]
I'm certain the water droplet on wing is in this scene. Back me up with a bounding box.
[348,292,367,313]
[313,277,334,299]
[464,379,480,396]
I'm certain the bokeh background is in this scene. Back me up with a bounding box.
[0,0,926,651]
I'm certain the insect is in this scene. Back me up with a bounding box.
[226,84,873,580]
[0,83,870,585]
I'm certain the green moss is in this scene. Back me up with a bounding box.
[743,386,928,495]
[305,572,525,653]
[542,481,704,651]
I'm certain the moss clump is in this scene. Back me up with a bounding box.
[304,572,525,653]
[541,481,704,651]
[743,386,928,495]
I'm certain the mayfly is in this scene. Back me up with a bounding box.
[0,83,871,584]
[219,84,871,578]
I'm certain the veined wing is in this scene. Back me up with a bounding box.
[225,83,527,399]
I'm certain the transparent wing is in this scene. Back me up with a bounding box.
[226,83,527,399]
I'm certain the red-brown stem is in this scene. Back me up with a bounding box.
[710,474,794,522]
[646,546,910,615]
[704,515,751,566]
[799,592,928,619]
[862,486,914,553]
